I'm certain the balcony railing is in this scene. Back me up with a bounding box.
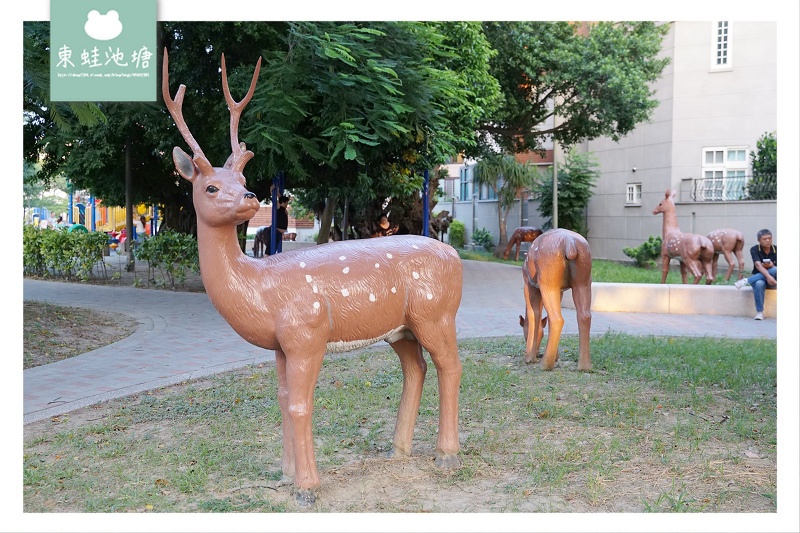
[685,174,776,202]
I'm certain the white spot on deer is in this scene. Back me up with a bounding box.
[426,293,433,300]
[386,253,393,259]
[341,288,350,297]
[412,245,419,249]
[300,262,306,268]
[313,302,320,310]
[343,267,350,274]
[369,293,376,302]
[391,287,397,293]
[374,263,380,268]
[313,286,318,293]
[305,275,313,283]
[413,271,420,279]
[339,255,346,261]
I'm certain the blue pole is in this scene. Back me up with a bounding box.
[68,183,74,225]
[277,171,285,253]
[270,174,279,255]
[152,205,159,235]
[89,195,96,231]
[422,168,430,237]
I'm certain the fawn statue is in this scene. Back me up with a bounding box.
[503,226,543,261]
[706,228,745,281]
[652,190,714,284]
[162,49,464,507]
[519,229,592,371]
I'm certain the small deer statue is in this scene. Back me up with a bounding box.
[503,226,543,261]
[162,50,464,506]
[652,190,715,284]
[518,229,592,371]
[706,228,745,281]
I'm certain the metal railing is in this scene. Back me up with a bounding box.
[686,174,776,202]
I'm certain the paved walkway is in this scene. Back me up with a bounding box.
[23,260,776,424]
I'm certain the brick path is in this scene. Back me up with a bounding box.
[23,260,776,424]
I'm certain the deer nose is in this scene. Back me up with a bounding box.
[244,192,256,200]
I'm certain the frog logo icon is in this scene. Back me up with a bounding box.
[84,10,123,41]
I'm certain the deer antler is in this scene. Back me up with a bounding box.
[161,48,214,176]
[221,53,262,173]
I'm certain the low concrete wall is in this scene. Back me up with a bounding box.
[562,282,777,318]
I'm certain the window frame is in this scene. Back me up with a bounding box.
[710,21,733,72]
[625,182,642,206]
[700,146,748,200]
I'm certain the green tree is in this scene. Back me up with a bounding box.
[531,150,599,235]
[479,21,670,155]
[245,22,493,243]
[747,131,777,200]
[474,155,538,256]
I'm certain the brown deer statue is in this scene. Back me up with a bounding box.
[503,226,543,261]
[707,228,745,281]
[518,229,592,371]
[252,226,268,257]
[162,50,464,507]
[652,190,715,284]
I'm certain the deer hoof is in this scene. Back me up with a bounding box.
[294,488,317,507]
[577,363,592,372]
[276,474,294,487]
[434,452,462,469]
[523,354,539,364]
[386,447,410,459]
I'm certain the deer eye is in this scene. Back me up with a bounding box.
[206,185,219,194]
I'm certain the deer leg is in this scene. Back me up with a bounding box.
[572,285,592,371]
[539,289,564,371]
[679,261,689,284]
[387,337,427,458]
[735,250,745,280]
[515,242,521,262]
[524,284,544,364]
[416,320,462,469]
[274,349,295,485]
[661,255,670,284]
[283,350,325,506]
[711,253,720,281]
[722,250,735,281]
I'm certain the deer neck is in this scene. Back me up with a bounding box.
[661,206,680,236]
[195,222,264,301]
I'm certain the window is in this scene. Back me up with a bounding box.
[626,183,642,205]
[459,168,469,200]
[701,146,748,200]
[479,182,498,200]
[711,21,733,71]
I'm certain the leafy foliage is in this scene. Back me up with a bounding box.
[134,229,200,288]
[471,227,495,251]
[531,150,599,234]
[448,220,465,249]
[23,225,108,281]
[746,131,777,200]
[479,21,670,155]
[622,235,663,268]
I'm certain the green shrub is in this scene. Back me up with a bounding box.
[448,220,465,248]
[622,235,662,268]
[23,226,108,281]
[471,227,494,251]
[134,229,199,288]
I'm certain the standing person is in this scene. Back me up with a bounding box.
[735,229,777,320]
[261,195,290,256]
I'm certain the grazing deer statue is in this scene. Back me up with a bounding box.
[518,229,592,371]
[707,228,745,281]
[162,50,464,506]
[652,190,715,285]
[503,226,543,261]
[252,226,269,257]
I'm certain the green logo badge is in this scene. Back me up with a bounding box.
[50,0,156,102]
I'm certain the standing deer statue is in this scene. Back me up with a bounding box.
[518,229,592,371]
[707,228,745,281]
[162,50,464,506]
[503,226,543,261]
[652,190,715,284]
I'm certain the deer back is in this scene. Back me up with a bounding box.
[523,229,591,292]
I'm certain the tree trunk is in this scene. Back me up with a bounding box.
[317,194,338,244]
[493,204,509,258]
[125,138,135,272]
[237,221,249,252]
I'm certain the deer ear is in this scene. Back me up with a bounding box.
[664,189,671,197]
[173,147,198,182]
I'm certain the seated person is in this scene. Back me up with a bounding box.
[372,215,399,238]
[735,229,777,320]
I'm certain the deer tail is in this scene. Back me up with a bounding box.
[564,239,579,261]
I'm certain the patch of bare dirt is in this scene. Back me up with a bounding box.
[23,301,138,369]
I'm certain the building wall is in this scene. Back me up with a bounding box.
[584,21,777,263]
